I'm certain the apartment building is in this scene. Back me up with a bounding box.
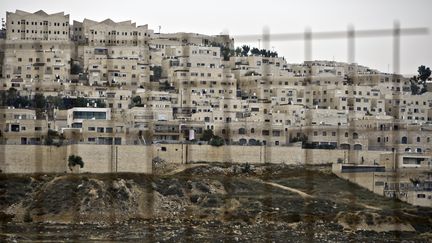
[6,10,70,41]
[72,18,151,46]
[0,108,49,145]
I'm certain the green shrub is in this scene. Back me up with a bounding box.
[209,136,224,146]
[68,155,84,171]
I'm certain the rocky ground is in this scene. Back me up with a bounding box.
[0,163,431,242]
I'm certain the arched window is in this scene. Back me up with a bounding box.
[377,137,381,143]
[345,132,348,138]
[401,137,408,144]
[340,144,350,150]
[238,128,246,135]
[417,137,421,143]
[353,133,359,139]
[251,128,255,134]
[353,144,362,150]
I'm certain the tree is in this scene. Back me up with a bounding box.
[131,96,142,107]
[410,76,420,95]
[68,155,84,171]
[241,45,250,56]
[151,66,162,82]
[411,65,431,95]
[418,65,431,82]
[221,46,234,61]
[209,136,224,146]
[235,47,242,56]
[33,93,46,109]
[70,59,83,75]
[270,51,278,57]
[241,162,253,173]
[201,129,214,141]
[250,47,260,56]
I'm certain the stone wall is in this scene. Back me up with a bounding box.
[0,144,390,174]
[0,145,68,173]
[0,145,152,174]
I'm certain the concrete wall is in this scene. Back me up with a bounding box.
[0,144,152,174]
[0,144,391,174]
[0,145,68,173]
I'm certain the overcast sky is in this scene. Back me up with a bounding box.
[1,0,431,75]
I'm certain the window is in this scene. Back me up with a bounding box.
[88,127,95,131]
[239,128,246,135]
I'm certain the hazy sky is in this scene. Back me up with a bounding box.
[1,0,431,75]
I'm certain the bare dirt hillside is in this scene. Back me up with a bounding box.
[0,163,431,242]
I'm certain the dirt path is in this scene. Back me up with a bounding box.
[262,181,384,210]
[258,180,313,199]
[165,163,209,175]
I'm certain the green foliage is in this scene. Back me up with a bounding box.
[221,46,234,61]
[210,42,235,61]
[131,96,142,107]
[418,65,431,81]
[241,45,250,56]
[0,91,105,114]
[45,129,64,146]
[68,155,84,171]
[201,129,214,142]
[249,47,277,57]
[290,134,308,144]
[160,80,174,91]
[0,88,31,108]
[151,66,162,81]
[241,162,253,173]
[33,93,46,109]
[410,178,420,185]
[70,64,83,75]
[44,136,53,146]
[235,47,242,56]
[411,65,431,95]
[251,47,260,56]
[209,136,224,146]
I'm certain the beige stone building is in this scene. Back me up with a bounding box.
[6,10,70,41]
